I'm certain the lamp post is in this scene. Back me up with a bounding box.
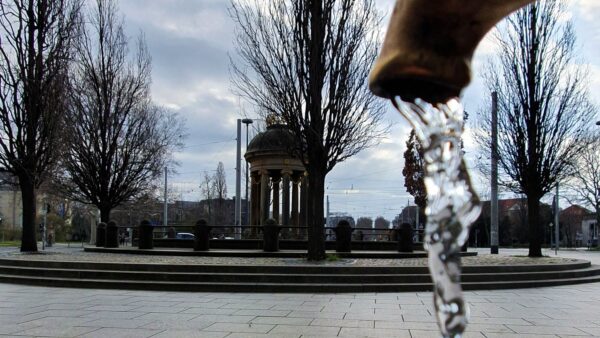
[242,118,253,227]
[554,185,559,255]
[490,91,499,254]
[549,222,553,249]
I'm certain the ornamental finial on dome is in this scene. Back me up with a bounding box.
[265,114,283,127]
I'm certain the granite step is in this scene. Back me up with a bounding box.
[0,257,599,292]
[1,271,599,293]
[0,264,599,284]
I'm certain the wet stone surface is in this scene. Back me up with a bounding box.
[0,245,582,267]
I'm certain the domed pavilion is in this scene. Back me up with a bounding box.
[245,123,307,234]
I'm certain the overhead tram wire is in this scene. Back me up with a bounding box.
[328,168,400,182]
[179,138,236,150]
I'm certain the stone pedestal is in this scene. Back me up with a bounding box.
[398,223,413,253]
[335,220,353,253]
[105,221,119,248]
[96,222,106,247]
[263,218,280,252]
[138,220,154,250]
[194,219,211,251]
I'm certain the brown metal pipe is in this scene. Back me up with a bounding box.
[369,0,535,103]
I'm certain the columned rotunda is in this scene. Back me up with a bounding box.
[244,124,306,235]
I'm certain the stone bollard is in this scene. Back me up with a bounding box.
[138,220,154,250]
[167,227,176,239]
[96,222,106,247]
[263,218,280,252]
[194,219,211,251]
[335,220,353,253]
[105,221,119,248]
[398,222,414,252]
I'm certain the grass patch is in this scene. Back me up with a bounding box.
[0,241,20,247]
[326,253,340,262]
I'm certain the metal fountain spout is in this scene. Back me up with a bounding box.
[370,1,536,337]
[370,0,535,103]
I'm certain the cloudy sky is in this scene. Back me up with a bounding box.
[115,0,600,222]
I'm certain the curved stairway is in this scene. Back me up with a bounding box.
[1,258,599,292]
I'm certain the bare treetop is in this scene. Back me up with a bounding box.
[230,0,387,172]
[60,0,184,222]
[476,0,597,257]
[230,0,387,260]
[0,0,82,251]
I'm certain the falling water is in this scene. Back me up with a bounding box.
[392,97,481,338]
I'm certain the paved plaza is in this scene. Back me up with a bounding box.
[0,248,598,337]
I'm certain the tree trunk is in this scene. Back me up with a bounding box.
[100,206,111,223]
[527,196,542,257]
[306,167,326,261]
[19,177,37,252]
[596,208,600,248]
[305,0,325,261]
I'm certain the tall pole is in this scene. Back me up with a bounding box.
[235,119,242,239]
[164,166,168,228]
[42,201,47,250]
[555,183,559,255]
[326,195,330,227]
[490,91,499,254]
[242,118,253,226]
[415,206,420,229]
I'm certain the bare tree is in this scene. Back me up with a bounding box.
[567,140,600,247]
[0,0,81,251]
[374,216,390,229]
[212,162,227,226]
[60,0,184,223]
[213,162,227,200]
[476,0,595,257]
[230,0,387,260]
[200,171,214,224]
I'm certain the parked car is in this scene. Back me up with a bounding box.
[176,232,195,240]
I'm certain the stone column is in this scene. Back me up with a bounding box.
[272,175,281,224]
[281,171,291,227]
[300,173,308,239]
[250,172,259,226]
[291,174,300,237]
[260,170,270,225]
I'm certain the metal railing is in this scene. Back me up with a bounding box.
[115,224,424,243]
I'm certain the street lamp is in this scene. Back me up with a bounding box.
[549,222,553,248]
[242,118,253,226]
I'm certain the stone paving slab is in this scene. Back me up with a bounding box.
[0,280,599,337]
[0,248,598,337]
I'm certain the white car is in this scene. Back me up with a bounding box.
[176,232,195,240]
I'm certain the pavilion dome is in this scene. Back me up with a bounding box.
[245,124,300,160]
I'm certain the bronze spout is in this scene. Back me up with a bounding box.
[370,0,535,103]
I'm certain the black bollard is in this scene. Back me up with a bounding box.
[335,220,353,252]
[105,221,119,248]
[96,222,106,247]
[263,218,280,252]
[167,227,176,239]
[138,220,154,250]
[398,222,414,252]
[194,219,211,251]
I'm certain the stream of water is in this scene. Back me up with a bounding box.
[392,97,481,338]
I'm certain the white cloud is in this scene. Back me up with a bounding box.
[113,0,600,218]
